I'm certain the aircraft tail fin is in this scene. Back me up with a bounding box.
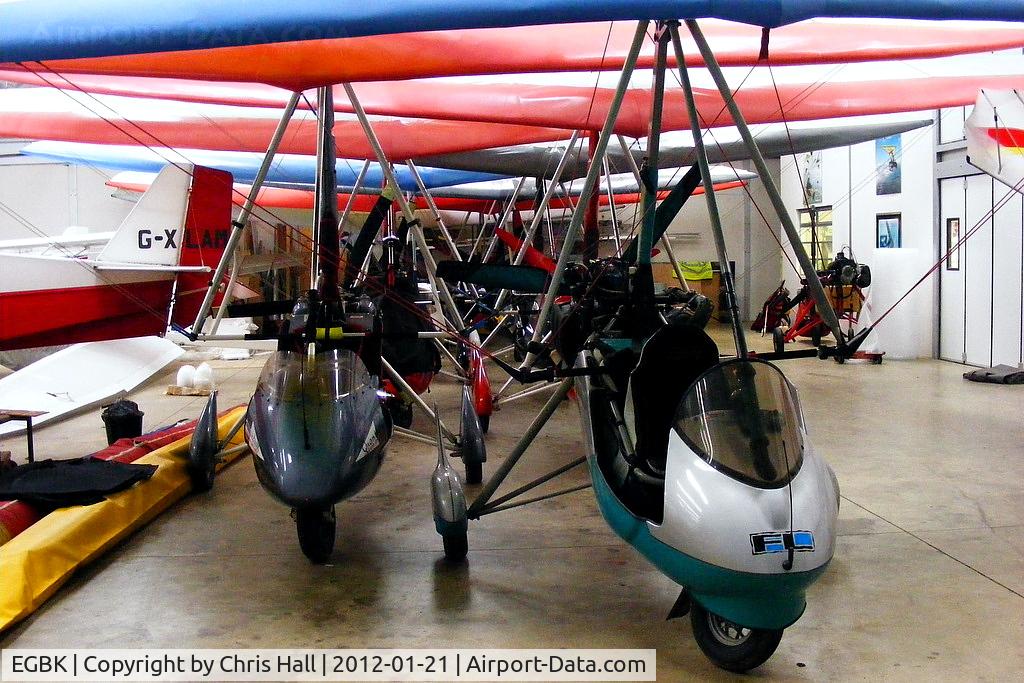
[96,163,194,266]
[169,165,235,329]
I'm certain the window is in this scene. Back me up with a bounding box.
[797,206,833,271]
[673,359,804,489]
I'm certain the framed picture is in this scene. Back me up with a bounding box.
[800,150,823,205]
[876,134,902,195]
[946,217,961,270]
[876,213,902,248]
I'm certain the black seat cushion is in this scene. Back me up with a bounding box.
[630,325,719,472]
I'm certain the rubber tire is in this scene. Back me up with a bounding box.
[465,461,483,485]
[810,327,822,347]
[478,415,490,434]
[187,460,215,493]
[690,602,783,673]
[442,530,468,562]
[772,327,786,355]
[296,505,336,564]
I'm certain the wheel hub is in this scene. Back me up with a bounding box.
[707,613,752,646]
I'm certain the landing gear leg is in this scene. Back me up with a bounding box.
[187,390,220,492]
[431,407,469,562]
[772,327,786,355]
[459,386,486,485]
[295,505,336,564]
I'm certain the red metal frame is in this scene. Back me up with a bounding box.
[782,284,865,344]
[469,347,493,422]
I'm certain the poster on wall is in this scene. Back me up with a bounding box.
[799,150,823,205]
[946,217,961,270]
[877,213,902,248]
[876,133,902,195]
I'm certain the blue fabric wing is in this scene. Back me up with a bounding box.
[20,142,505,190]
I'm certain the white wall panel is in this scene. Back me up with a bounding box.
[990,190,1023,367]
[70,164,133,230]
[939,106,966,145]
[0,162,71,238]
[780,121,936,356]
[964,175,994,367]
[939,178,966,362]
[0,160,132,240]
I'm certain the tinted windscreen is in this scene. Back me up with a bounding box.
[672,360,803,488]
[256,349,373,402]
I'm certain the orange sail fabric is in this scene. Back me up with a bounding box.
[340,75,1024,137]
[4,71,1023,152]
[7,71,1023,137]
[7,20,1024,88]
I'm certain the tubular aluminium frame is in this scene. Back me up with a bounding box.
[685,19,846,348]
[190,91,302,336]
[670,22,747,357]
[507,21,649,378]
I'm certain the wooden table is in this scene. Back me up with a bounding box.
[0,410,46,463]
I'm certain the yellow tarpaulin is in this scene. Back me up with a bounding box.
[0,406,248,633]
[679,261,714,280]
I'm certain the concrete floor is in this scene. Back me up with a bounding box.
[1,330,1022,681]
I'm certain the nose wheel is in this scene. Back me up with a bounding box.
[295,505,336,564]
[689,602,783,672]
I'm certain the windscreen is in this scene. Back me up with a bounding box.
[672,359,803,488]
[255,349,373,402]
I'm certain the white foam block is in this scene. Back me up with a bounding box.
[860,249,932,359]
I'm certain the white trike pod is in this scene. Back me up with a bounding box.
[576,326,839,671]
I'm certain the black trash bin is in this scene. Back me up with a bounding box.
[101,399,144,445]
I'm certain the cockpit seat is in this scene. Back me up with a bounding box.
[627,324,720,474]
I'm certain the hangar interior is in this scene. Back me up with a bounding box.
[0,3,1022,681]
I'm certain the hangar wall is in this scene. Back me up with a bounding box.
[0,134,782,326]
[0,142,133,239]
[779,116,938,358]
[936,106,1024,369]
[0,139,313,268]
[655,159,783,323]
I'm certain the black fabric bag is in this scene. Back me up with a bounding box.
[963,365,1024,385]
[0,457,157,509]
